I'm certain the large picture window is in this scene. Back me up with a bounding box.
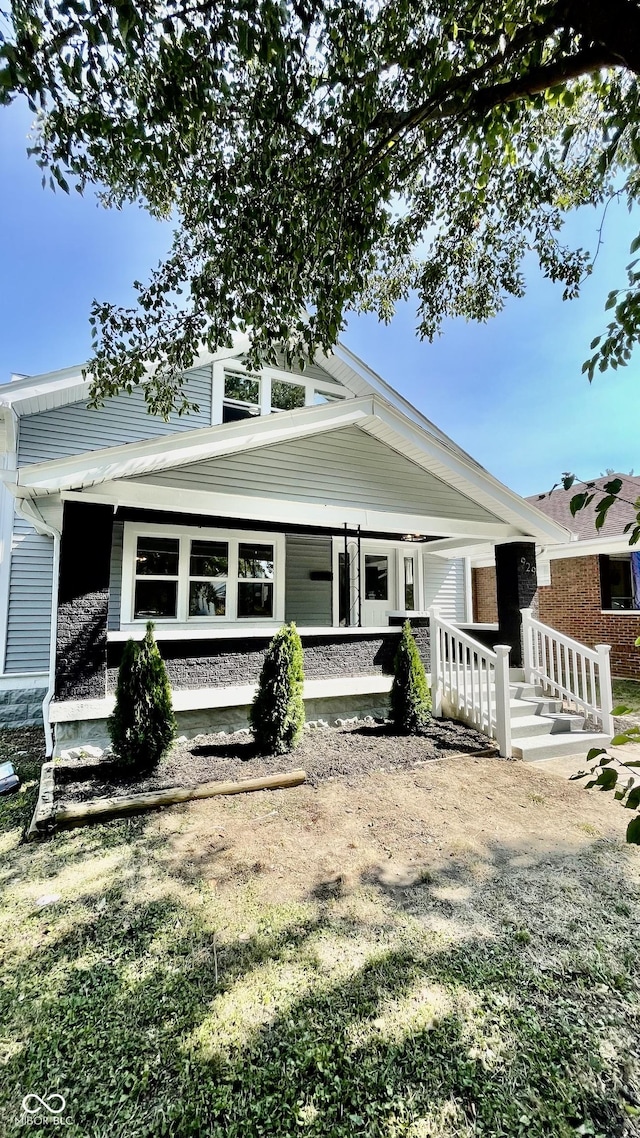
[124,525,284,625]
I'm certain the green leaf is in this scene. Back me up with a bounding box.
[586,747,607,762]
[594,768,618,790]
[625,786,640,810]
[611,734,632,746]
[626,814,640,844]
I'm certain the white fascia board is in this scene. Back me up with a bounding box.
[63,480,520,539]
[363,400,572,545]
[17,398,374,493]
[1,335,252,416]
[419,536,487,557]
[543,534,636,559]
[320,343,486,468]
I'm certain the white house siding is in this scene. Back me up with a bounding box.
[5,512,54,673]
[422,555,465,622]
[17,365,213,466]
[136,427,500,523]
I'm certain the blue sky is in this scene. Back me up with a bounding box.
[1,98,638,497]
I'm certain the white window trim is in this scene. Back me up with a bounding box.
[121,521,285,629]
[330,537,426,624]
[212,360,347,425]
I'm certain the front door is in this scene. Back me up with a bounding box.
[361,549,395,627]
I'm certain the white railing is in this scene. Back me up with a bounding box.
[429,607,512,758]
[521,608,614,735]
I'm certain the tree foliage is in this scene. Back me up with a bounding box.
[390,620,431,734]
[2,1,640,412]
[109,621,176,770]
[250,623,305,755]
[545,472,640,544]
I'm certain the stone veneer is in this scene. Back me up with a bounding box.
[0,687,47,728]
[55,501,114,701]
[107,627,431,693]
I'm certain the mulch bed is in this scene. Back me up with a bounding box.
[55,719,496,806]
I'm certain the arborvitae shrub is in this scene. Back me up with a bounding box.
[250,623,305,754]
[109,621,176,770]
[390,620,431,734]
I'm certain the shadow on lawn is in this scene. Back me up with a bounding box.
[0,811,638,1138]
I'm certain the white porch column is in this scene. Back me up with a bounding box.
[493,644,512,758]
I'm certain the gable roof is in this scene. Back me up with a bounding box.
[9,393,572,544]
[1,336,493,476]
[526,474,640,541]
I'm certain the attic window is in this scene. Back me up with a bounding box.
[314,390,344,405]
[271,379,305,411]
[223,372,260,423]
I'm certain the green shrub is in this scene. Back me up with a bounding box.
[390,620,431,734]
[109,621,176,771]
[250,623,305,755]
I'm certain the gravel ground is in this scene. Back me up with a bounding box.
[55,718,495,804]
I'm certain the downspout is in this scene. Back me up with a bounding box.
[15,497,61,758]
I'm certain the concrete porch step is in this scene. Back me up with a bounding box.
[512,732,610,763]
[509,682,545,700]
[509,713,586,740]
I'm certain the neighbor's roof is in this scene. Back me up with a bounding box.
[526,474,640,541]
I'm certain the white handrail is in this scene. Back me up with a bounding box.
[429,607,512,757]
[521,609,613,735]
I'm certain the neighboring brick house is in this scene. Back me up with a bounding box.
[473,474,640,679]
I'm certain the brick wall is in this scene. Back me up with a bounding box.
[473,557,640,678]
[537,555,640,678]
[472,567,498,623]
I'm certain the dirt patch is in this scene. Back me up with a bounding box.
[55,719,492,805]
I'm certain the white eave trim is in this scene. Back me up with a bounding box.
[16,398,374,493]
[12,392,571,544]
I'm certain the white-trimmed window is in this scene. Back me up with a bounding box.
[122,523,285,625]
[213,361,346,423]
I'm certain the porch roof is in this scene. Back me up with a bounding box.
[7,395,571,545]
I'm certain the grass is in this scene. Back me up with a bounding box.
[0,732,639,1137]
[613,678,640,714]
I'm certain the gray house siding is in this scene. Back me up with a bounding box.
[270,351,342,387]
[139,427,499,523]
[108,520,124,631]
[17,365,213,466]
[285,535,332,626]
[6,366,212,674]
[5,512,54,673]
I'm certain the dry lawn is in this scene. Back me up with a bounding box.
[1,751,639,1137]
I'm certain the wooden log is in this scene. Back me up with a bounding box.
[54,768,306,828]
[26,761,56,841]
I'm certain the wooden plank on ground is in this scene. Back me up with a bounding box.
[26,761,56,841]
[54,769,307,828]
